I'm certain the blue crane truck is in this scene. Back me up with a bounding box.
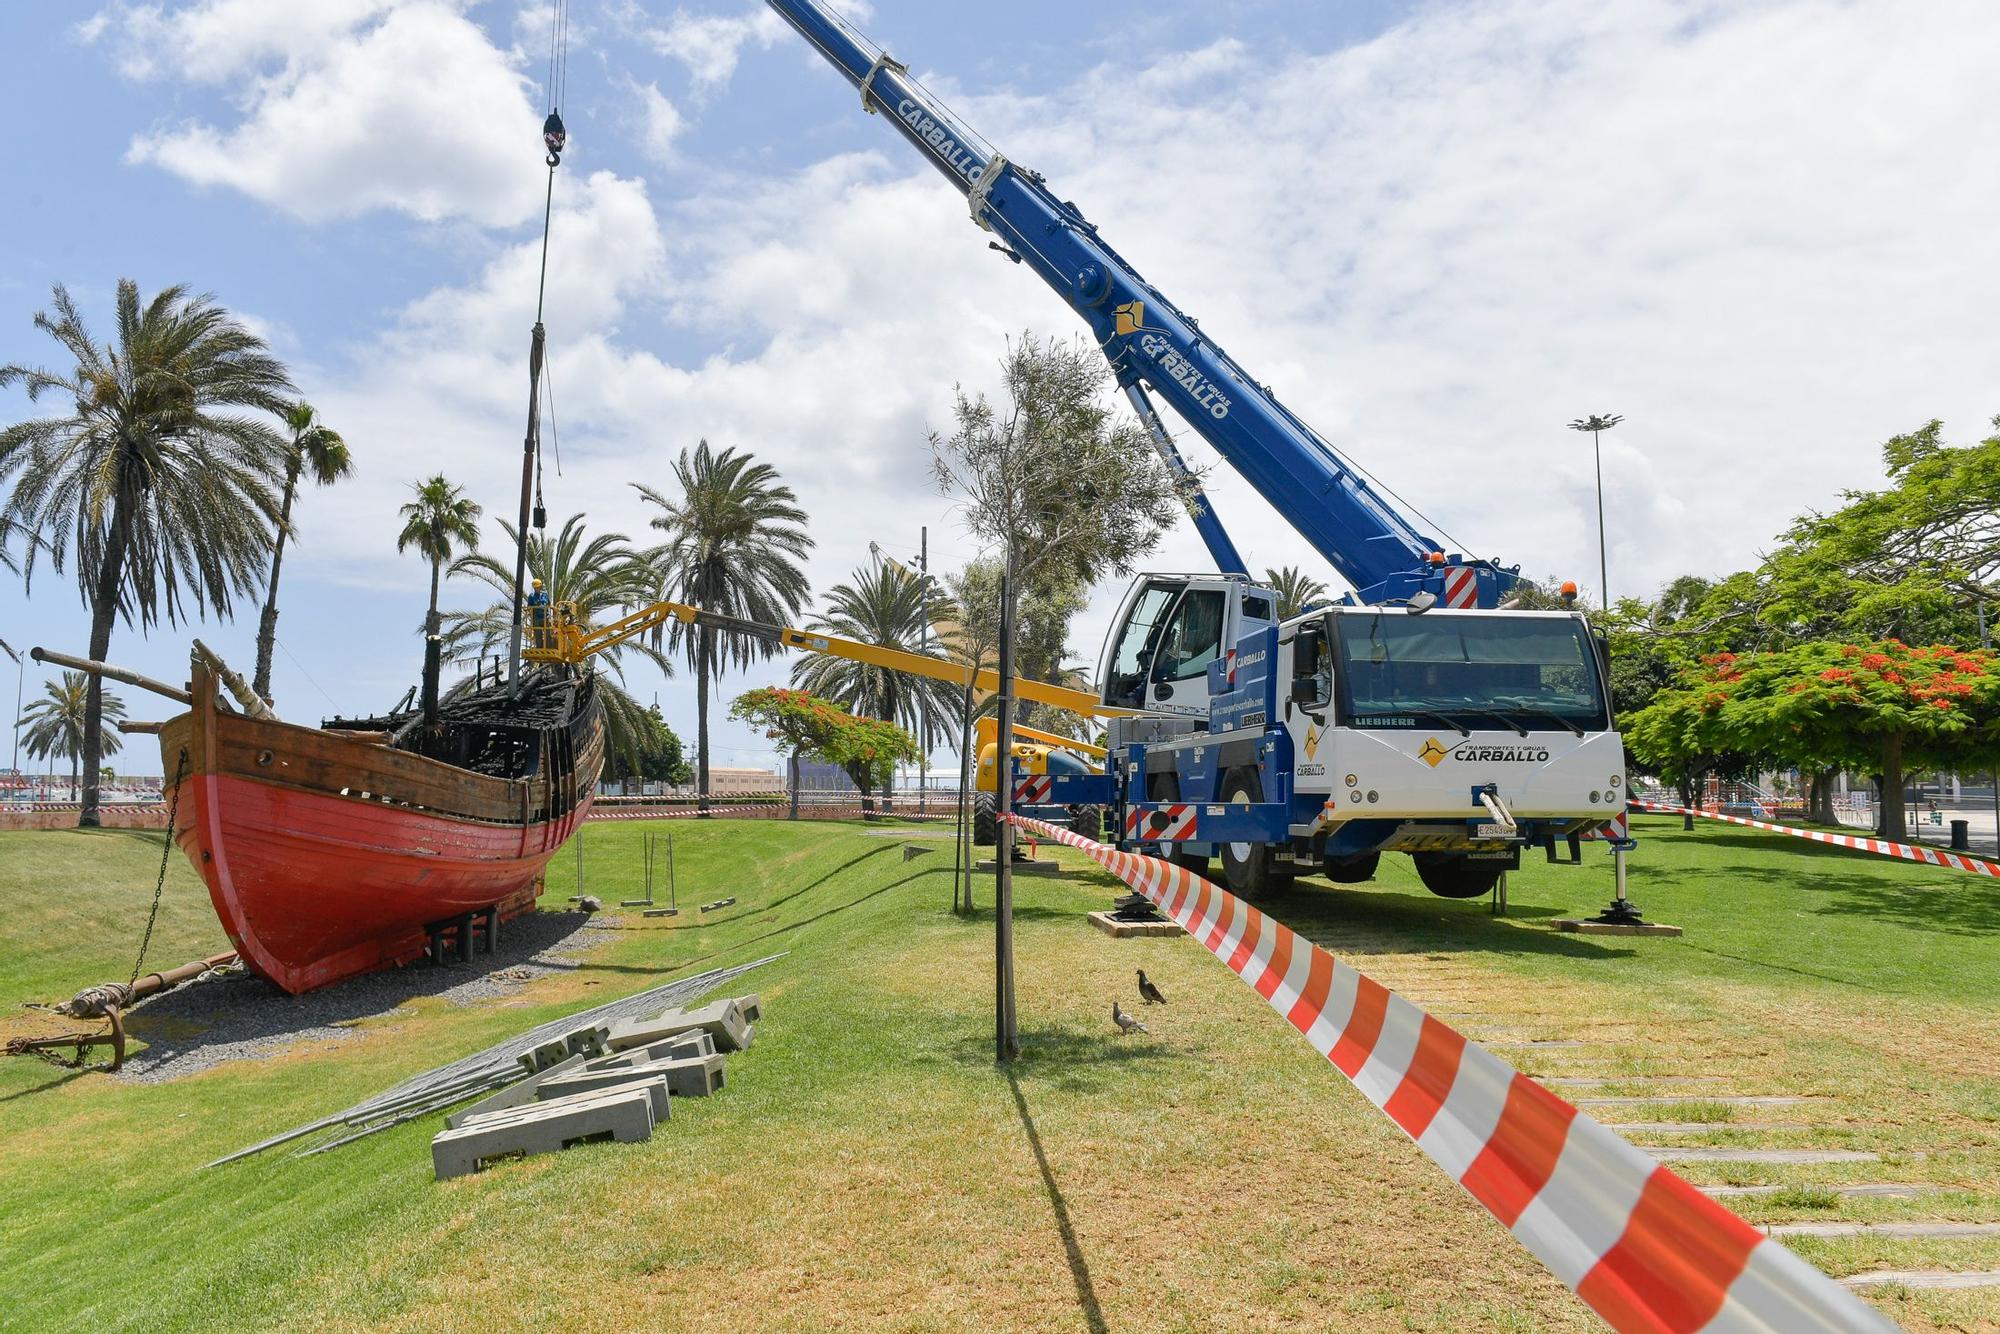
[768,0,1628,900]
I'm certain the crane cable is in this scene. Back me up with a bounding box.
[532,0,570,532]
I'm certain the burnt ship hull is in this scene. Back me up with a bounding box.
[158,663,603,995]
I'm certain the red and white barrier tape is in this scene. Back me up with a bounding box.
[1630,799,2000,878]
[1008,814,1891,1333]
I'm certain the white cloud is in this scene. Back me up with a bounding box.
[643,8,786,96]
[108,0,544,226]
[137,0,1997,761]
[631,80,687,163]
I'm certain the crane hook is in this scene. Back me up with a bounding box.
[543,109,567,166]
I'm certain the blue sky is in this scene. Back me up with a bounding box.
[3,0,1996,778]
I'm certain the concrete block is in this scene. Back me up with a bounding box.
[447,1052,586,1129]
[433,1084,655,1180]
[530,1071,673,1122]
[586,1031,715,1070]
[1554,918,1684,936]
[728,993,762,1024]
[519,1039,572,1075]
[606,999,752,1053]
[462,1077,669,1129]
[1088,910,1184,938]
[547,1053,723,1101]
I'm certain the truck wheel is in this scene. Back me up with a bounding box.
[1146,773,1208,877]
[1069,805,1106,840]
[972,792,997,846]
[1218,767,1288,899]
[1323,851,1381,884]
[1413,852,1505,899]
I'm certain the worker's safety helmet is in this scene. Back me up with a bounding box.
[532,578,544,589]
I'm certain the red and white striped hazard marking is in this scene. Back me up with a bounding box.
[1442,564,1480,608]
[1580,811,1630,841]
[1124,802,1198,842]
[1014,775,1053,804]
[1630,799,2000,879]
[1009,812,1892,1333]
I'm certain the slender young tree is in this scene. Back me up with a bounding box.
[396,475,482,638]
[252,401,352,701]
[0,280,294,826]
[19,672,124,801]
[636,441,813,810]
[932,331,1188,1059]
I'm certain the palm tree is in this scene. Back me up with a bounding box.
[791,561,958,751]
[443,513,671,770]
[252,402,352,701]
[396,475,482,637]
[636,441,812,808]
[19,672,124,801]
[0,280,294,826]
[1266,564,1329,619]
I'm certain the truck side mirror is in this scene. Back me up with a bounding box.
[1291,678,1318,705]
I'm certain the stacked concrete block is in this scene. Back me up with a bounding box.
[540,1051,724,1103]
[435,993,764,1182]
[605,997,755,1054]
[432,1081,661,1180]
[586,1030,716,1071]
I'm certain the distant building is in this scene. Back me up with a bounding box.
[705,766,783,795]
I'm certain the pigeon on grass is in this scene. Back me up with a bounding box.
[1137,969,1167,1005]
[1113,1000,1147,1034]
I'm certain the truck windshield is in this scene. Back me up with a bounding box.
[1330,613,1609,731]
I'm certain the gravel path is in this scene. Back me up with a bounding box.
[120,910,617,1083]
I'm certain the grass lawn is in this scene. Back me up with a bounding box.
[1,813,1996,1331]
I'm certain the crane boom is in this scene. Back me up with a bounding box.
[765,0,1518,607]
[525,598,1123,720]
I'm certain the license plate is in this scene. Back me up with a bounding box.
[1475,822,1511,839]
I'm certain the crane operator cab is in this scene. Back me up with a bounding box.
[1099,574,1278,721]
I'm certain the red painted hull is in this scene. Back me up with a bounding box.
[159,664,602,994]
[173,772,592,994]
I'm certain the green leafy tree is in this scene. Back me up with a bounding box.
[600,703,692,788]
[730,686,918,816]
[636,441,813,809]
[1632,641,2000,840]
[395,474,482,638]
[0,280,295,826]
[443,513,670,772]
[791,561,959,753]
[1618,666,1760,829]
[1264,565,1328,619]
[947,555,1091,736]
[19,672,124,801]
[1761,418,1999,643]
[252,402,352,701]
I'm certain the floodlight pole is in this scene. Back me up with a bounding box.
[1569,414,1623,610]
[1985,603,1999,856]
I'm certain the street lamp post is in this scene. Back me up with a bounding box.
[1,638,21,782]
[1568,413,1623,610]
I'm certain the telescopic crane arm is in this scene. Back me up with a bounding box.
[764,0,1519,608]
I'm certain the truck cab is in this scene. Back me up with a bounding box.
[1110,601,1625,900]
[1098,574,1277,721]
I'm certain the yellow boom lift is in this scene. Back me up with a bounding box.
[525,599,1115,835]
